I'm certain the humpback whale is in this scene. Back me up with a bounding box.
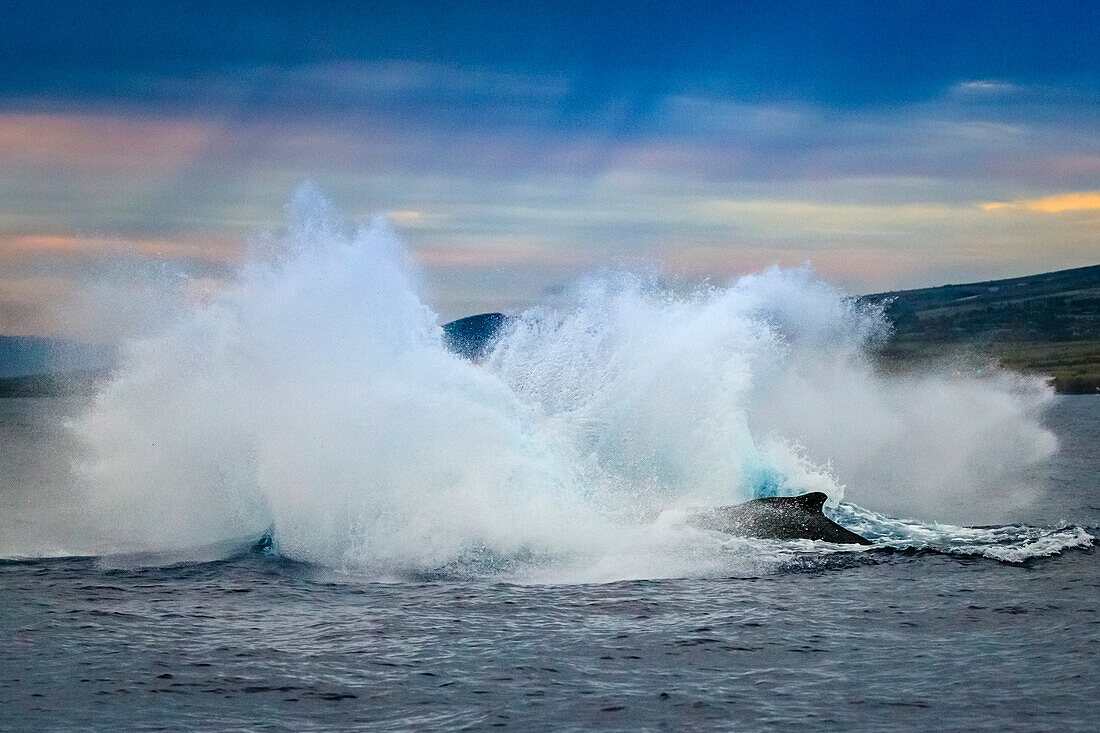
[688,492,872,545]
[442,312,510,360]
[441,314,873,546]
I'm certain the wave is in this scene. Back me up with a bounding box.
[828,503,1096,564]
[3,185,1073,580]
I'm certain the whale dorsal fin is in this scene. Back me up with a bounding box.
[791,492,829,513]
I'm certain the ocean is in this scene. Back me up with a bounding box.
[1,197,1097,730]
[1,396,1097,731]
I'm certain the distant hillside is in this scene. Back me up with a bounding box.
[0,369,107,398]
[0,336,114,379]
[0,336,114,397]
[861,263,1100,394]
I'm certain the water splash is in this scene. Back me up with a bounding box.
[827,503,1095,564]
[30,187,1074,577]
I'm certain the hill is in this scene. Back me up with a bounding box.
[0,336,113,379]
[861,263,1100,393]
[0,336,114,398]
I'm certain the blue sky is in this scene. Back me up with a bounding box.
[0,1,1097,339]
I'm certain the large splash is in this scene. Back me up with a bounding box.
[17,187,1077,577]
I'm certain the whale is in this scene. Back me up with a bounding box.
[441,314,873,546]
[687,492,872,545]
[442,312,510,360]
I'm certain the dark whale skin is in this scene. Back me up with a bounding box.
[442,313,510,360]
[688,492,872,545]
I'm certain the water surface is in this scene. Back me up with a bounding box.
[2,397,1096,731]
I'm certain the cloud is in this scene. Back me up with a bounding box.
[981,191,1100,213]
[0,112,216,168]
[950,79,1019,96]
[697,198,962,240]
[0,74,1097,340]
[1,233,241,266]
[414,238,563,269]
[284,61,573,102]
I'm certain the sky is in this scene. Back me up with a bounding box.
[0,0,1097,340]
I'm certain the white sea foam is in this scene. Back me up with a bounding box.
[27,186,1077,577]
[828,502,1095,563]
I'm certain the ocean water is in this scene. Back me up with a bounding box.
[1,397,1097,731]
[1,190,1097,730]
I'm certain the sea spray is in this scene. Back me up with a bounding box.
[484,271,846,516]
[70,187,606,568]
[54,186,1062,575]
[484,267,1056,524]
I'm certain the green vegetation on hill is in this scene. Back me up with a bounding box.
[861,264,1100,394]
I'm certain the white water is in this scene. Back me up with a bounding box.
[20,187,1086,577]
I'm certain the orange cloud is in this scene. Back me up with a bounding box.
[981,191,1100,213]
[1,233,242,262]
[0,112,216,168]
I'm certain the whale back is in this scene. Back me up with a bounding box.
[688,492,871,545]
[442,313,510,360]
